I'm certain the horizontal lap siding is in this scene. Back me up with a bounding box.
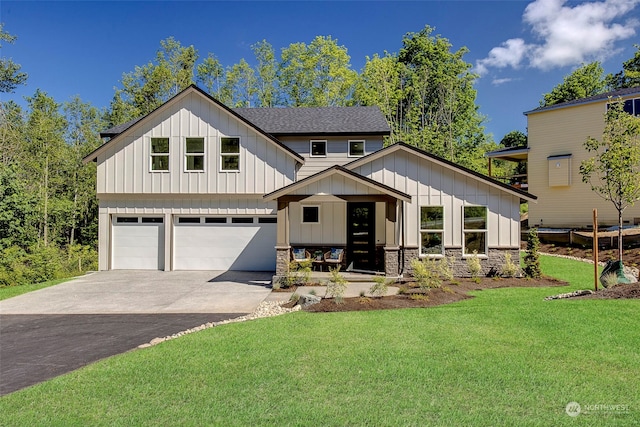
[528,100,640,227]
[97,93,295,195]
[352,150,521,248]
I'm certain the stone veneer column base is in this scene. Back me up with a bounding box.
[274,246,291,278]
[384,246,400,277]
[404,247,521,278]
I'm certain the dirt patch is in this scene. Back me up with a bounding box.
[573,282,640,300]
[301,276,566,312]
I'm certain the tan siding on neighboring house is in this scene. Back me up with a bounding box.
[527,98,640,227]
[278,136,384,179]
[96,92,296,196]
[351,149,521,249]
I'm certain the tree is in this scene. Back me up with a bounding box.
[606,45,640,90]
[523,228,541,278]
[196,53,225,100]
[579,100,640,262]
[279,36,358,106]
[0,24,28,93]
[500,130,527,148]
[252,40,277,107]
[223,59,257,107]
[540,62,606,107]
[0,101,25,165]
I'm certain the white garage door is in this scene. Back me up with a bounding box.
[112,217,164,270]
[173,217,276,271]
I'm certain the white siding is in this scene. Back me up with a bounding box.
[96,92,297,195]
[278,136,384,179]
[352,150,521,248]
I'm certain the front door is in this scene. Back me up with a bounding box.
[347,202,376,271]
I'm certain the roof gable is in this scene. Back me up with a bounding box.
[83,85,304,164]
[345,142,537,202]
[263,165,411,202]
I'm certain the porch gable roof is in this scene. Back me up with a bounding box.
[263,165,411,202]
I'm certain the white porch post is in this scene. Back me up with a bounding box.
[275,200,291,276]
[384,199,400,276]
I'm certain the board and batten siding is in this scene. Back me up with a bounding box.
[351,149,521,248]
[96,92,297,195]
[278,136,384,179]
[527,99,640,227]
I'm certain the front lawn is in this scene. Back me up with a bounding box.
[0,278,70,301]
[1,255,638,426]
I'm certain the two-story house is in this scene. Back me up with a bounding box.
[84,85,534,278]
[489,86,640,229]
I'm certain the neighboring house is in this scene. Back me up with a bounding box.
[84,85,535,277]
[488,86,640,229]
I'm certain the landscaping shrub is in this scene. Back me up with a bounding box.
[500,253,520,278]
[466,250,482,279]
[524,228,542,278]
[369,276,393,297]
[326,266,347,303]
[410,258,442,290]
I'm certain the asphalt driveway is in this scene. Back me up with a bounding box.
[0,270,273,395]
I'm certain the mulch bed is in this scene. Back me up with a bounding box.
[573,282,640,300]
[301,276,567,312]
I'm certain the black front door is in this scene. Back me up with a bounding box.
[347,202,376,271]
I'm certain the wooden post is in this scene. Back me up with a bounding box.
[593,209,598,291]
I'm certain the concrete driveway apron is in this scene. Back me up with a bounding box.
[0,270,273,395]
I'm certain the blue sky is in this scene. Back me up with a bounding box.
[2,0,639,141]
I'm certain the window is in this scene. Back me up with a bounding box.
[420,206,444,256]
[116,217,138,223]
[178,217,201,224]
[258,217,277,224]
[310,140,327,157]
[302,206,319,223]
[349,140,365,157]
[463,206,487,256]
[185,137,205,171]
[608,97,640,116]
[205,217,227,224]
[151,137,169,171]
[232,217,253,224]
[141,217,163,223]
[221,137,240,171]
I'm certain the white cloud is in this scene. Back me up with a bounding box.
[492,77,520,86]
[475,0,640,76]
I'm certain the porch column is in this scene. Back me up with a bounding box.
[384,199,400,277]
[275,200,290,277]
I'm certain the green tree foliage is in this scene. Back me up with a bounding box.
[500,130,527,148]
[111,37,198,124]
[524,228,541,279]
[579,100,640,262]
[540,62,606,107]
[223,59,257,107]
[0,24,28,93]
[196,53,225,100]
[279,36,357,106]
[0,164,39,250]
[252,40,277,107]
[606,45,640,90]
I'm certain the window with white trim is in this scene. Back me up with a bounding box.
[463,206,487,256]
[420,206,444,256]
[302,206,320,224]
[221,137,240,171]
[150,137,169,171]
[185,137,205,171]
[348,140,365,157]
[310,140,327,157]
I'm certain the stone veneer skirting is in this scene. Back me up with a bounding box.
[403,247,521,278]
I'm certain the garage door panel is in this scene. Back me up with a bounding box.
[112,221,164,270]
[174,221,276,271]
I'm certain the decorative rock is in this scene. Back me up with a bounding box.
[544,290,594,300]
[138,301,300,348]
[298,294,321,308]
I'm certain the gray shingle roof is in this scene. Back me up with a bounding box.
[525,86,640,115]
[232,106,391,135]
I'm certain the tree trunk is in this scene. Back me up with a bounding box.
[618,209,623,262]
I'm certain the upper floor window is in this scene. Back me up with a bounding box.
[310,140,327,157]
[302,205,320,224]
[463,206,487,256]
[349,140,365,157]
[420,206,444,256]
[221,137,240,171]
[185,137,205,171]
[608,97,640,116]
[150,137,169,171]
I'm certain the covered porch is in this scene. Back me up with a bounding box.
[485,146,529,190]
[263,166,411,278]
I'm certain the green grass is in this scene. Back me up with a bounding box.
[0,278,70,301]
[1,255,638,426]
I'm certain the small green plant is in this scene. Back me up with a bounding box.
[309,289,317,296]
[410,258,442,290]
[289,293,299,303]
[600,272,619,289]
[466,250,482,278]
[369,276,392,297]
[500,253,519,278]
[397,285,409,295]
[326,266,347,304]
[409,293,430,301]
[437,256,455,281]
[442,286,454,294]
[524,228,541,278]
[281,260,312,288]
